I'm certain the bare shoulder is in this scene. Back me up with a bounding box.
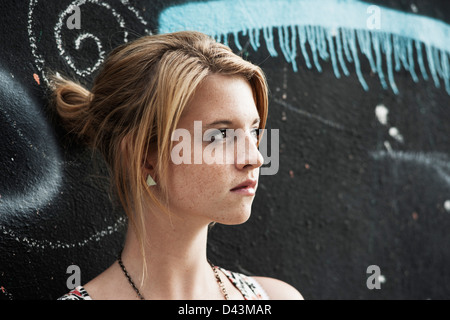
[252,276,304,300]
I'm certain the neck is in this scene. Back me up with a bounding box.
[119,209,220,299]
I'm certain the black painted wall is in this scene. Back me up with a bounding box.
[0,0,449,300]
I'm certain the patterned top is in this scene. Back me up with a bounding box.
[58,267,269,300]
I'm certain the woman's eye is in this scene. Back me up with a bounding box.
[209,129,227,142]
[207,128,260,143]
[251,128,260,141]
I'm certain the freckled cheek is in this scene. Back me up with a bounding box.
[168,163,229,200]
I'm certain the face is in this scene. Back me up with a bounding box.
[164,74,264,226]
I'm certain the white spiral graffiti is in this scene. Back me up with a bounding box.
[23,0,145,249]
[0,216,127,250]
[28,0,150,84]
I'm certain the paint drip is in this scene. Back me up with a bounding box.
[159,0,450,95]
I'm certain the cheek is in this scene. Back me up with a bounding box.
[167,163,229,209]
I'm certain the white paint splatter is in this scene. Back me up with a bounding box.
[375,104,389,125]
[384,141,393,154]
[389,127,404,143]
[444,200,450,212]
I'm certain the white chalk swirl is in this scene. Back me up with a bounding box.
[28,0,150,84]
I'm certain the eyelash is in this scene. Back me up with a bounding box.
[208,128,260,142]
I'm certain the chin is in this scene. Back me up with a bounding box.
[213,205,253,226]
[219,215,251,226]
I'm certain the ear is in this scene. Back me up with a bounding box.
[144,145,158,179]
[120,133,154,175]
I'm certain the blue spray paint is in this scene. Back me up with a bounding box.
[158,0,450,95]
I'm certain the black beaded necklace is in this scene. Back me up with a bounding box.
[117,251,145,300]
[117,251,229,300]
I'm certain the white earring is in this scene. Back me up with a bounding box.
[146,174,156,186]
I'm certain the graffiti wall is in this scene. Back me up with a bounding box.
[0,0,449,299]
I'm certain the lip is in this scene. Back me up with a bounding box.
[230,179,257,196]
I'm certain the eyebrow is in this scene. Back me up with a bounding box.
[204,117,261,128]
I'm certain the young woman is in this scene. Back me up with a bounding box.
[54,31,302,300]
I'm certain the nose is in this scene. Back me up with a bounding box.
[234,129,264,170]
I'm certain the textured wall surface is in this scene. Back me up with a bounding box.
[0,0,449,300]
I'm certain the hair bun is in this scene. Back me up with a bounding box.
[49,73,96,146]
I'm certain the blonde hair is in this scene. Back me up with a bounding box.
[49,31,268,277]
